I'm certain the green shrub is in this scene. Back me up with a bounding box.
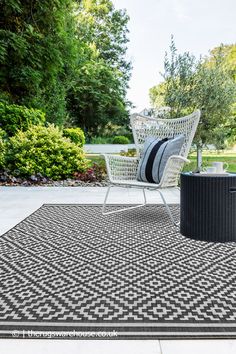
[99,123,130,137]
[112,135,130,144]
[0,128,6,168]
[96,123,133,142]
[90,136,112,144]
[0,128,7,140]
[5,125,88,180]
[0,103,46,136]
[63,127,85,147]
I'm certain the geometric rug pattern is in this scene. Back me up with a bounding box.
[1,204,236,339]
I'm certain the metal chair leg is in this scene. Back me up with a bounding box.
[102,186,179,228]
[102,186,147,215]
[157,190,179,227]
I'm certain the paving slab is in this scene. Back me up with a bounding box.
[0,186,179,235]
[160,339,236,354]
[84,143,135,153]
[0,340,160,354]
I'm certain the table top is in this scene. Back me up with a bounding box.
[181,172,236,178]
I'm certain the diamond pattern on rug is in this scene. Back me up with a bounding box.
[1,204,236,337]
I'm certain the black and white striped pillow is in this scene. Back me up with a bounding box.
[137,134,185,184]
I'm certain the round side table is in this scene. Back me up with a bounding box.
[180,172,236,242]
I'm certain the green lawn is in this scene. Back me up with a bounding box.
[186,152,236,173]
[87,151,236,174]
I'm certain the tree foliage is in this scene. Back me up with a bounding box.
[67,0,131,134]
[76,0,131,88]
[150,38,236,149]
[207,44,236,81]
[67,52,128,134]
[0,0,78,124]
[205,44,236,147]
[0,102,45,136]
[0,0,131,132]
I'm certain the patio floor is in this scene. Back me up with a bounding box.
[0,186,180,236]
[0,186,236,354]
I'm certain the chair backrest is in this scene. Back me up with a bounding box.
[130,110,201,158]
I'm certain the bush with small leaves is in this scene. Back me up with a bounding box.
[5,125,88,180]
[90,136,112,144]
[0,128,7,168]
[0,103,46,136]
[63,127,85,147]
[112,135,130,144]
[0,128,7,140]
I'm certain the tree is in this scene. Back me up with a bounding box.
[0,0,78,125]
[76,0,131,91]
[66,0,131,134]
[67,49,128,134]
[150,38,236,168]
[191,60,236,152]
[207,44,236,81]
[0,0,131,133]
[205,44,236,148]
[149,82,166,109]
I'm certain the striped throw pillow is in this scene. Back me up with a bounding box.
[137,134,185,184]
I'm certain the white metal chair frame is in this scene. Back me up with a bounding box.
[102,110,201,226]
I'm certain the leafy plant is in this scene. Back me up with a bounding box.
[207,44,236,81]
[0,103,45,136]
[74,163,106,182]
[0,128,6,168]
[0,0,79,125]
[0,128,7,140]
[96,122,133,141]
[112,135,130,144]
[5,125,88,180]
[76,0,131,92]
[67,0,131,134]
[67,58,129,134]
[0,0,131,129]
[150,37,236,167]
[63,127,85,147]
[90,136,112,144]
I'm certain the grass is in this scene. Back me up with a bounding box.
[86,151,236,174]
[187,151,236,173]
[86,154,106,164]
[86,154,106,171]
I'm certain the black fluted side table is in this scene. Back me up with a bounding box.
[180,172,236,242]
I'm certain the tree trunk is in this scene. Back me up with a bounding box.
[197,146,202,170]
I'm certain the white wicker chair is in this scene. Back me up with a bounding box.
[102,110,201,225]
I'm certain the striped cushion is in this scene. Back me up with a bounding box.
[137,134,185,184]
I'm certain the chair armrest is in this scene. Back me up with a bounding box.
[102,154,139,182]
[159,155,190,188]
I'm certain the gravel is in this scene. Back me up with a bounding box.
[0,180,109,187]
[0,172,109,187]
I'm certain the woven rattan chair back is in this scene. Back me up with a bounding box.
[130,110,200,158]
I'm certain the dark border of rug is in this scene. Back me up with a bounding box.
[1,204,236,340]
[1,320,236,340]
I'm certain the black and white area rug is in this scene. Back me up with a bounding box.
[1,204,236,339]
